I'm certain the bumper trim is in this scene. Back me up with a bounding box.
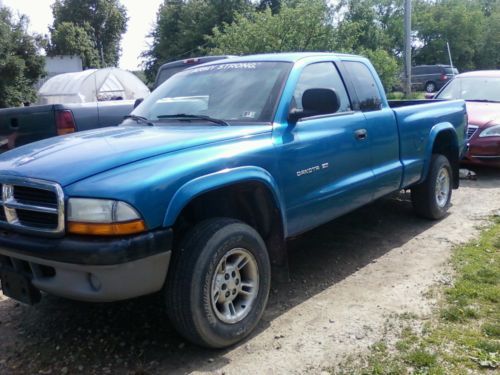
[0,249,171,302]
[0,228,172,266]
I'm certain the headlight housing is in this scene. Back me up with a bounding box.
[479,124,500,138]
[67,198,146,235]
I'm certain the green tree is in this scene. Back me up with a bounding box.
[335,0,394,52]
[257,0,281,14]
[474,0,500,68]
[207,0,399,91]
[207,0,335,55]
[48,22,100,68]
[360,48,399,91]
[413,0,487,71]
[0,7,45,108]
[48,0,128,68]
[142,0,252,82]
[332,0,403,90]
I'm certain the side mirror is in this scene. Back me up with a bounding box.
[424,93,435,100]
[133,98,144,109]
[288,88,340,122]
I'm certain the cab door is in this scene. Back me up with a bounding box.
[341,60,402,200]
[275,62,374,236]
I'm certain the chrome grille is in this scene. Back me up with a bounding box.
[467,125,478,140]
[0,177,64,236]
[14,186,58,207]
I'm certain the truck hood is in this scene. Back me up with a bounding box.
[466,101,500,128]
[0,124,271,186]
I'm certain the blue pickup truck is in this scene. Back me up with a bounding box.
[0,53,466,348]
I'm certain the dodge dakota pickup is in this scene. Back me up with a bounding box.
[0,53,467,348]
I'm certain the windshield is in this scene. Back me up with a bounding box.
[437,76,500,102]
[134,62,291,124]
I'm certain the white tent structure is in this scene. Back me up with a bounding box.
[37,68,150,104]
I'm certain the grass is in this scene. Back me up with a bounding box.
[331,216,500,374]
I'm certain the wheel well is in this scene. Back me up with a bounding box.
[432,130,459,188]
[173,182,287,271]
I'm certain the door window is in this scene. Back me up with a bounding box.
[292,62,351,113]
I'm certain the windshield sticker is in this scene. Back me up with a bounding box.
[189,63,258,74]
[242,111,256,118]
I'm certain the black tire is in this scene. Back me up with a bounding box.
[165,218,271,348]
[425,81,436,93]
[411,154,452,220]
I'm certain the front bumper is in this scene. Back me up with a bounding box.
[0,228,172,302]
[462,137,500,168]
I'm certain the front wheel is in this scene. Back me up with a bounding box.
[411,154,452,220]
[165,218,271,348]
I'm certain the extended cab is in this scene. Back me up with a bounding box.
[0,53,467,348]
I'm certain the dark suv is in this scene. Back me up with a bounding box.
[153,56,233,89]
[411,65,458,93]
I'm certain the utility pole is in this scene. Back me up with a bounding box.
[404,0,412,97]
[446,42,455,74]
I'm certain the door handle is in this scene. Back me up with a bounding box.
[354,128,368,140]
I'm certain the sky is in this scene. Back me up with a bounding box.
[1,0,163,71]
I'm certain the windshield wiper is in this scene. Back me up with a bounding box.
[157,114,230,126]
[124,114,155,126]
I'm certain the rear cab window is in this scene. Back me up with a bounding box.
[155,66,186,87]
[342,61,383,112]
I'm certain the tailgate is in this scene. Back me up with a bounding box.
[0,105,57,152]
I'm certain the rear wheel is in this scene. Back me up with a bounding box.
[411,154,452,220]
[425,81,436,93]
[165,218,271,348]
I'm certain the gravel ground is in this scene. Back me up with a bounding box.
[0,167,499,375]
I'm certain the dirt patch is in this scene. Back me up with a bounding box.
[1,167,499,374]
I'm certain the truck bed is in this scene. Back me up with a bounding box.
[0,105,57,152]
[390,99,467,188]
[0,100,135,152]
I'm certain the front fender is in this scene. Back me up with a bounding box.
[420,122,458,185]
[163,166,287,231]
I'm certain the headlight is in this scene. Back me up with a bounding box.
[67,198,146,236]
[479,124,500,137]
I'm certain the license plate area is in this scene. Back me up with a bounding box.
[1,269,41,305]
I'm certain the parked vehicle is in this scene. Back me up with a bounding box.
[0,101,139,152]
[433,70,500,168]
[0,68,150,152]
[153,55,233,89]
[0,53,467,349]
[411,65,458,93]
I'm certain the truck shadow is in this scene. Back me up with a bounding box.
[0,168,497,374]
